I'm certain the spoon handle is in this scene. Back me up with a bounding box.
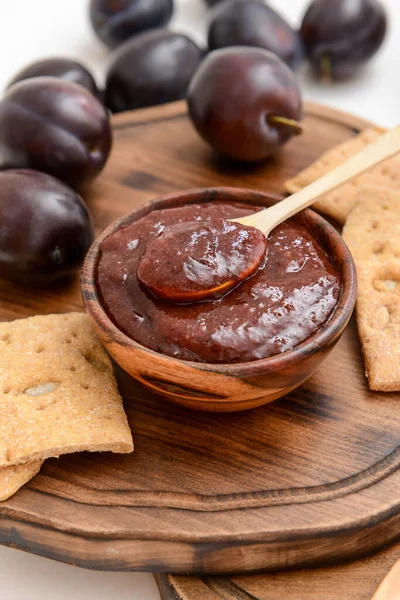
[371,559,400,600]
[235,124,400,234]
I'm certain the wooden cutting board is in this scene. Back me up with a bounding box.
[156,543,400,600]
[0,101,399,575]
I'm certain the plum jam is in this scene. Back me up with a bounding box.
[96,201,341,364]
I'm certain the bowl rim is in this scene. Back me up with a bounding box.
[81,186,357,377]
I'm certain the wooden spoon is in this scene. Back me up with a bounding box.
[233,124,400,231]
[138,125,400,303]
[371,558,400,599]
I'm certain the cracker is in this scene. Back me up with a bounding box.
[283,127,400,224]
[355,260,400,391]
[0,461,43,501]
[0,313,133,467]
[343,187,400,390]
[342,187,400,261]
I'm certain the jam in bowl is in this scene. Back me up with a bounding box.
[82,187,357,412]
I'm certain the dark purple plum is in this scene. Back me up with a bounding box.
[204,0,232,5]
[105,29,203,112]
[0,170,93,285]
[187,47,302,162]
[300,0,387,79]
[0,77,112,187]
[208,0,303,70]
[89,0,173,48]
[7,57,100,98]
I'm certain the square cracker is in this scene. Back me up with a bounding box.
[0,313,133,467]
[343,188,400,391]
[355,260,400,392]
[0,461,43,501]
[283,127,400,224]
[342,187,400,261]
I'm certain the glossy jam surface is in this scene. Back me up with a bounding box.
[137,218,268,302]
[97,202,341,363]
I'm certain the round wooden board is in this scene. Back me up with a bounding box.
[0,101,399,575]
[156,543,400,600]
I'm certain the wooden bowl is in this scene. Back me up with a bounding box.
[82,187,357,412]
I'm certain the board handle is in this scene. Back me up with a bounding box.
[371,559,400,599]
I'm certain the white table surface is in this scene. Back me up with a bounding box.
[0,0,398,598]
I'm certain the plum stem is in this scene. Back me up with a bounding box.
[321,54,332,82]
[268,115,302,135]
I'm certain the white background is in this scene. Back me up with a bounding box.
[0,0,398,598]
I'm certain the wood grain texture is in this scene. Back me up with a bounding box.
[0,101,398,574]
[156,544,400,600]
[372,558,400,599]
[82,186,356,412]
